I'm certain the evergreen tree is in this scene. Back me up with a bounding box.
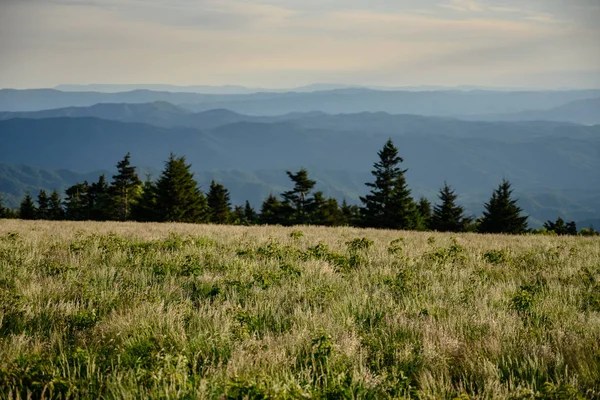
[36,189,50,220]
[207,181,231,224]
[19,192,37,220]
[0,195,11,218]
[64,182,90,220]
[431,183,470,232]
[544,217,578,235]
[111,153,142,221]
[260,194,285,225]
[478,179,528,234]
[131,176,159,222]
[154,154,208,223]
[244,201,258,225]
[281,169,316,225]
[415,197,432,231]
[360,139,416,229]
[340,200,361,226]
[89,175,112,220]
[309,192,345,226]
[48,190,65,220]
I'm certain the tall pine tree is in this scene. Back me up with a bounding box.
[48,189,65,220]
[131,176,159,222]
[36,189,50,220]
[360,139,416,229]
[19,192,37,220]
[415,197,432,231]
[155,154,208,223]
[111,153,142,221]
[431,183,470,232]
[281,169,316,225]
[64,182,90,220]
[207,181,231,224]
[478,179,528,234]
[89,175,112,220]
[243,201,258,225]
[260,194,285,225]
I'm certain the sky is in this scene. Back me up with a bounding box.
[0,0,599,89]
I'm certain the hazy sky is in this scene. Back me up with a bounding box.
[1,0,599,89]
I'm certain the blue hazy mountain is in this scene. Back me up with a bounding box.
[458,97,600,125]
[1,115,598,227]
[3,88,600,115]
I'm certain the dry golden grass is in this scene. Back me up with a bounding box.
[0,220,599,399]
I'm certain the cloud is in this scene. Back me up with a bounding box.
[440,0,484,13]
[0,0,599,88]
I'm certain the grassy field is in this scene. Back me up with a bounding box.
[0,220,599,399]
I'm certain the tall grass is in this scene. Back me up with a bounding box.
[0,220,599,399]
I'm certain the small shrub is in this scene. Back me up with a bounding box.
[289,230,304,240]
[345,237,374,252]
[484,249,509,265]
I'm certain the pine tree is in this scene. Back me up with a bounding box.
[244,201,258,225]
[340,200,361,226]
[48,190,65,220]
[19,192,37,220]
[131,176,159,222]
[89,175,112,220]
[478,179,528,234]
[231,205,246,225]
[154,154,208,223]
[360,139,416,229]
[0,194,11,218]
[415,197,432,231]
[111,153,142,221]
[544,217,578,235]
[207,181,231,224]
[260,194,285,225]
[64,182,90,220]
[36,189,50,220]
[431,183,470,232]
[309,192,344,226]
[281,169,316,225]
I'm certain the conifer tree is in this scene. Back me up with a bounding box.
[244,201,258,225]
[340,200,361,226]
[415,197,432,231]
[89,175,112,220]
[36,189,49,220]
[111,153,142,221]
[131,177,159,222]
[19,192,37,220]
[48,190,65,220]
[0,194,11,218]
[281,169,316,225]
[207,181,231,224]
[230,205,245,225]
[64,182,90,220]
[309,192,344,226]
[544,217,577,235]
[431,183,470,232]
[154,154,208,223]
[478,179,528,234]
[360,139,416,229]
[260,194,285,225]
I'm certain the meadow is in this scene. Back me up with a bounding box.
[0,220,599,399]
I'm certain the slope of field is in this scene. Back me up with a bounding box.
[0,221,599,398]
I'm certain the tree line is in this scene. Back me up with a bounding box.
[1,140,596,235]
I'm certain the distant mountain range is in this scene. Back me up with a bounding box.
[53,83,539,94]
[1,112,598,227]
[459,97,600,125]
[2,88,600,118]
[0,85,598,227]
